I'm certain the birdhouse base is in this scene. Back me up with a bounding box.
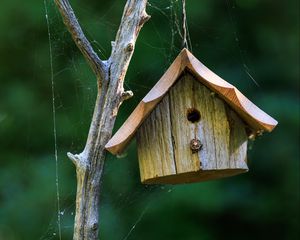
[142,168,248,185]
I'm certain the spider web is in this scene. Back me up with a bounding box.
[41,0,258,239]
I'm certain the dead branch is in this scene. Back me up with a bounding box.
[53,0,149,239]
[54,0,107,81]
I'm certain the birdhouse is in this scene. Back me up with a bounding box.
[105,49,277,184]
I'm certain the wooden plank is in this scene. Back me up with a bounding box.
[211,95,230,170]
[136,95,176,182]
[197,77,218,170]
[227,109,248,170]
[168,73,202,173]
[105,48,277,155]
[168,73,232,173]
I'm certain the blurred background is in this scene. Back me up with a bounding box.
[0,0,299,239]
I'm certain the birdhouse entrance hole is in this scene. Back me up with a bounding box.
[187,108,201,123]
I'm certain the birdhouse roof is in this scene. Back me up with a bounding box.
[106,49,277,155]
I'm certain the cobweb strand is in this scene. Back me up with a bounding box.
[44,0,62,239]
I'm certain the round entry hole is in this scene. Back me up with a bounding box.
[187,108,201,123]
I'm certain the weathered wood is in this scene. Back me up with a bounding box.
[227,110,248,169]
[105,49,278,155]
[168,73,202,174]
[136,73,249,184]
[136,95,176,182]
[54,0,150,239]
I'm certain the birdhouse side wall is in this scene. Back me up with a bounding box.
[137,72,248,184]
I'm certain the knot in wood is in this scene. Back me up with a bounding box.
[190,139,202,153]
[126,43,134,52]
[92,223,98,231]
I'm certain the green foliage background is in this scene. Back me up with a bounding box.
[0,0,299,239]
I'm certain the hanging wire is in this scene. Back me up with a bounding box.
[181,0,188,49]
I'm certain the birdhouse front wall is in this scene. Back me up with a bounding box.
[136,72,248,184]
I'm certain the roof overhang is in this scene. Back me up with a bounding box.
[105,49,278,155]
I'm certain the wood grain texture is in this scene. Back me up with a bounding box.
[105,49,277,155]
[137,73,248,184]
[136,95,176,182]
[168,73,202,174]
[227,110,249,169]
[54,0,150,238]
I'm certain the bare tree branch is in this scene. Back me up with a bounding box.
[110,0,151,92]
[54,0,150,239]
[54,0,107,81]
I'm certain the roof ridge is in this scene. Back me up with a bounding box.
[105,49,277,155]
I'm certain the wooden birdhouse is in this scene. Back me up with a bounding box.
[105,49,277,184]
